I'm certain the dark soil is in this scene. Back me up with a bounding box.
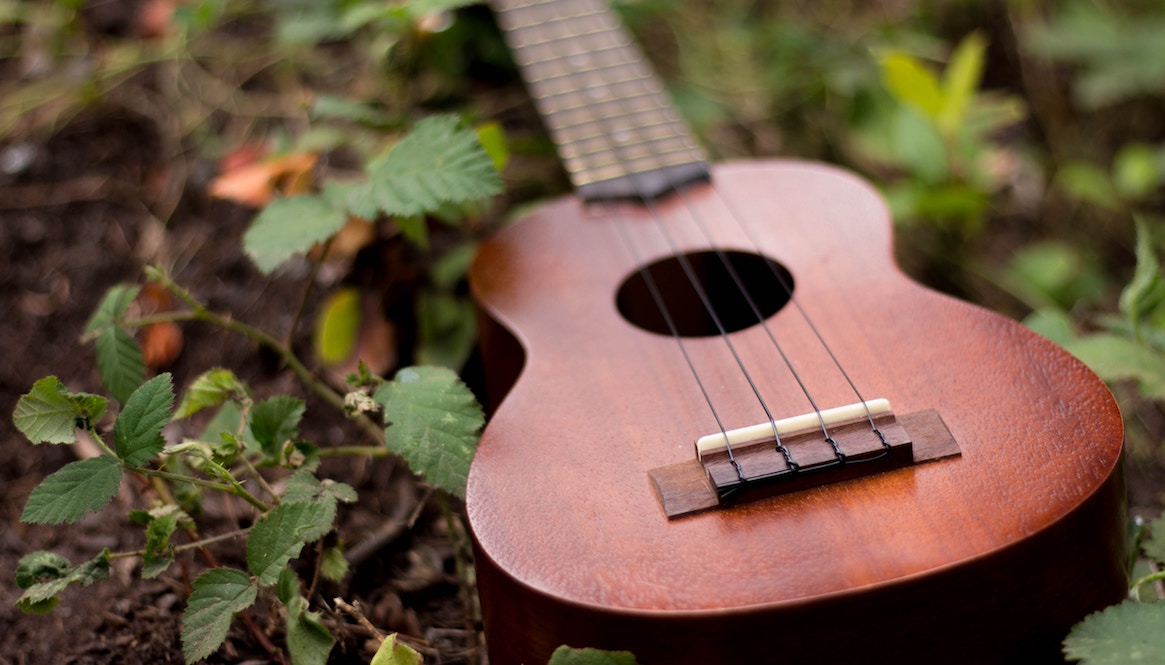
[1,106,480,664]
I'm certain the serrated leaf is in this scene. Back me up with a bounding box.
[247,501,331,586]
[21,456,123,525]
[95,326,146,404]
[84,284,140,336]
[181,568,258,664]
[286,596,335,665]
[16,550,110,614]
[374,366,483,499]
[251,396,305,457]
[357,115,502,219]
[114,373,174,467]
[175,368,246,420]
[1064,334,1165,400]
[244,194,348,274]
[141,512,179,579]
[370,634,423,665]
[1063,601,1165,664]
[547,647,640,665]
[13,377,84,444]
[880,52,944,121]
[15,551,71,589]
[320,545,348,582]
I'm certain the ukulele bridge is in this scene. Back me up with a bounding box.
[648,400,960,519]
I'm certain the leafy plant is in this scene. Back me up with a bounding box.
[11,110,501,664]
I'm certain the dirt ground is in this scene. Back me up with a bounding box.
[0,106,482,664]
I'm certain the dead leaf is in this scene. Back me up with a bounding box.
[209,149,318,207]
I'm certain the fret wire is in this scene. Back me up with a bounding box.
[516,42,630,76]
[566,149,703,183]
[509,23,626,49]
[499,6,608,31]
[551,117,690,147]
[524,56,652,87]
[561,137,698,164]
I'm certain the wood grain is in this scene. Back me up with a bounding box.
[467,161,1126,664]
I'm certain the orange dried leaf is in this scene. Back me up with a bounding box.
[209,151,318,207]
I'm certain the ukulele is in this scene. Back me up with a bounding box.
[466,1,1127,663]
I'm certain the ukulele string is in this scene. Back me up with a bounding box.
[708,185,891,450]
[548,3,835,471]
[601,200,746,480]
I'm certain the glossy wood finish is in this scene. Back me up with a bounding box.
[467,161,1126,664]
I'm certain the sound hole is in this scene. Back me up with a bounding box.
[616,251,794,338]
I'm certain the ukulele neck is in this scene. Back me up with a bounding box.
[492,0,709,201]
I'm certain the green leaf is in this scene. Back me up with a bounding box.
[939,32,986,136]
[880,52,944,121]
[1143,512,1165,565]
[114,373,175,466]
[356,115,502,219]
[286,596,335,665]
[1119,217,1165,336]
[21,456,123,525]
[247,501,331,586]
[1064,601,1165,664]
[320,545,349,583]
[16,550,111,614]
[370,634,423,665]
[13,377,106,444]
[1056,162,1120,211]
[476,121,509,173]
[95,326,146,404]
[416,291,476,370]
[244,194,348,274]
[373,366,483,499]
[547,646,640,665]
[15,551,71,589]
[314,287,362,366]
[84,284,140,336]
[181,568,258,664]
[276,566,299,605]
[1114,144,1162,200]
[251,395,306,457]
[406,0,481,17]
[175,368,246,420]
[1064,334,1165,400]
[141,512,179,579]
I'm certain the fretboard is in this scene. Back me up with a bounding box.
[492,0,709,201]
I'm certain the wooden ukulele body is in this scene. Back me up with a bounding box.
[467,161,1126,664]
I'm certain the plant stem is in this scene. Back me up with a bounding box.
[285,235,334,348]
[109,527,250,560]
[142,267,387,444]
[137,468,269,512]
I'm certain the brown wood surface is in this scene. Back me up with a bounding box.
[467,160,1126,664]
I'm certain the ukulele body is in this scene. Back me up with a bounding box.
[467,160,1125,664]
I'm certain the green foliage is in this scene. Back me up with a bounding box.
[250,395,306,457]
[547,646,640,665]
[113,374,175,466]
[1064,602,1165,664]
[15,551,110,615]
[181,568,258,663]
[373,366,484,499]
[286,595,335,665]
[21,456,123,525]
[1027,1,1165,109]
[13,377,106,444]
[243,114,502,273]
[174,368,246,419]
[244,195,349,274]
[370,634,423,665]
[247,501,330,586]
[354,114,503,220]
